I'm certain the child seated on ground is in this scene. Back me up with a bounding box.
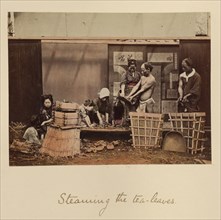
[23,115,41,145]
[79,99,94,127]
[23,94,53,144]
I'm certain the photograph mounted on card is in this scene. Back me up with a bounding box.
[1,2,220,220]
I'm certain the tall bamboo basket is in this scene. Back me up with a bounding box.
[129,112,164,148]
[40,126,80,157]
[168,112,206,154]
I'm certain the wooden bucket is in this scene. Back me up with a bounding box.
[40,126,80,157]
[168,112,206,154]
[54,111,79,126]
[129,112,164,148]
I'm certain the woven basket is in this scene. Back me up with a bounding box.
[129,112,164,148]
[168,112,206,154]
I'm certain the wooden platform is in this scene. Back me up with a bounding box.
[81,127,131,133]
[51,123,130,132]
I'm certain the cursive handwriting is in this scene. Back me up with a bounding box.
[58,193,110,216]
[132,192,175,204]
[116,192,127,203]
[58,192,175,216]
[150,192,175,204]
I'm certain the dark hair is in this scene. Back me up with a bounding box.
[183,58,193,67]
[84,99,92,106]
[144,62,153,71]
[41,94,53,107]
[27,114,39,128]
[128,59,137,67]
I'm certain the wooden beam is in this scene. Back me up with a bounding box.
[81,127,131,133]
[8,36,210,45]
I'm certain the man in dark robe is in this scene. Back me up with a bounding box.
[178,58,201,112]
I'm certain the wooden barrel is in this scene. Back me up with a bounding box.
[40,126,80,157]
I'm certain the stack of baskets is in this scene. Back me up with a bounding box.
[53,101,80,127]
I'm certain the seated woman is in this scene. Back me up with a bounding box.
[38,94,53,139]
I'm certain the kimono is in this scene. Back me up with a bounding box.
[179,68,201,112]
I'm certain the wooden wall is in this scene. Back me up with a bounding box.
[41,43,108,104]
[8,40,210,126]
[8,40,43,122]
[14,13,209,38]
[108,45,179,113]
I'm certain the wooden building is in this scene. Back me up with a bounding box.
[8,13,211,127]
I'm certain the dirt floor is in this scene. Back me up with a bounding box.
[9,123,211,166]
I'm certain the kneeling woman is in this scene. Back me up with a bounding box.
[90,88,112,126]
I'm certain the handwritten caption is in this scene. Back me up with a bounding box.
[58,192,175,216]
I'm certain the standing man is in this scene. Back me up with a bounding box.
[126,62,156,113]
[178,58,201,112]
